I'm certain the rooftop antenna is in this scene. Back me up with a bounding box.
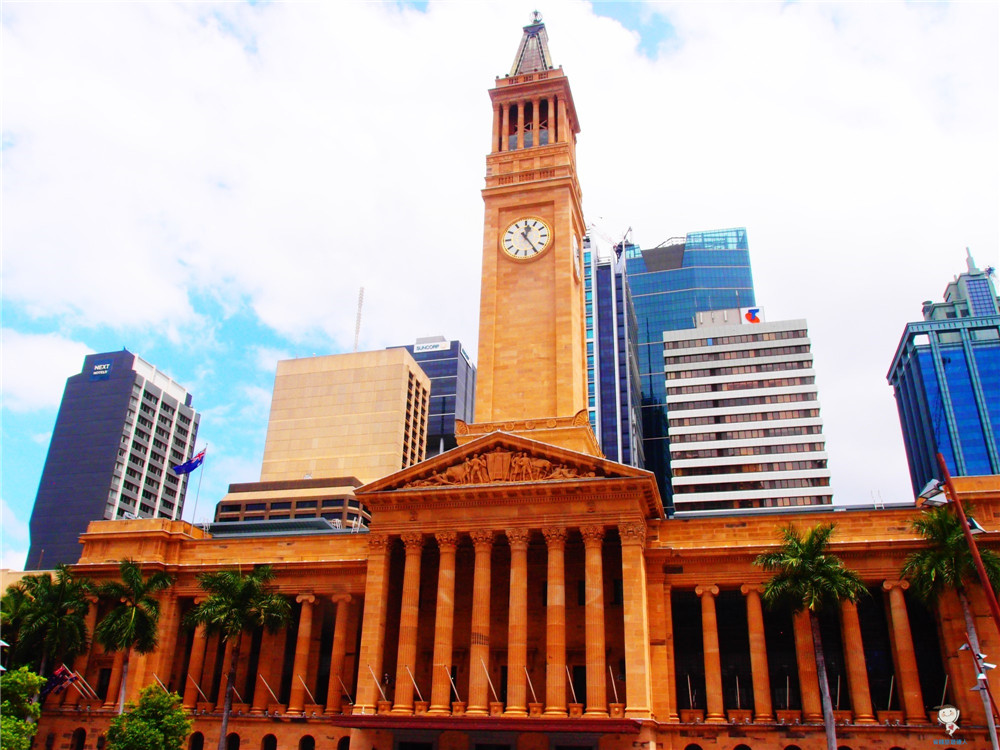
[354,286,365,353]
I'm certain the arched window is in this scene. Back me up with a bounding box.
[683,745,704,750]
[70,729,86,750]
[734,745,752,750]
[226,733,241,750]
[838,747,853,750]
[337,737,350,750]
[299,737,316,750]
[262,736,278,750]
[189,732,205,750]
[784,746,803,750]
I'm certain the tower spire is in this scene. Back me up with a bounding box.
[509,11,554,76]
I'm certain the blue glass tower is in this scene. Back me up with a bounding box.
[888,254,1000,495]
[584,238,644,469]
[625,228,756,512]
[387,337,476,458]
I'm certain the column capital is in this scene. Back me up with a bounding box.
[436,531,459,549]
[741,583,765,596]
[506,527,531,547]
[401,532,424,550]
[695,584,720,598]
[368,533,391,552]
[883,579,910,592]
[618,521,646,546]
[297,593,316,605]
[542,526,568,546]
[330,593,352,605]
[470,528,495,547]
[580,525,605,545]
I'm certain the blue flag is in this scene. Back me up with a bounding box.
[172,449,206,475]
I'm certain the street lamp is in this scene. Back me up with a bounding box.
[918,454,1000,635]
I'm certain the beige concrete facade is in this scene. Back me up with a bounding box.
[260,349,430,484]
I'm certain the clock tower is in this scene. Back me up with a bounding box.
[458,13,599,456]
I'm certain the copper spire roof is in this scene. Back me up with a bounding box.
[509,11,554,76]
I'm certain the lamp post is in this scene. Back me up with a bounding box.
[920,453,1000,637]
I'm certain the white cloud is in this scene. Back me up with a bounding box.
[1,1,996,509]
[1,498,30,571]
[0,330,93,412]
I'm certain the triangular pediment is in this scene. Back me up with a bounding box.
[359,431,651,495]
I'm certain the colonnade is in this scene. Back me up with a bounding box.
[671,580,927,725]
[491,92,569,153]
[354,522,651,719]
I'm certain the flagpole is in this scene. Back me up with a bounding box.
[191,444,208,524]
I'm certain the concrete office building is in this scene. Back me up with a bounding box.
[387,336,476,458]
[26,349,199,569]
[214,476,370,529]
[260,349,431,484]
[584,237,644,468]
[625,229,756,511]
[888,252,1000,495]
[665,309,832,515]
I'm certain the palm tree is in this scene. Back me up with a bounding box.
[755,523,867,750]
[1,566,93,677]
[1,582,32,670]
[94,559,174,713]
[903,505,1000,746]
[185,565,290,750]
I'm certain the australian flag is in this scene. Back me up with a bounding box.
[172,449,206,476]
[40,665,77,698]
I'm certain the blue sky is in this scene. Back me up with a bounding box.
[2,1,997,569]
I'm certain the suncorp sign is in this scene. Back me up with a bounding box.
[413,340,451,354]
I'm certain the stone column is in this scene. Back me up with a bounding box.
[150,591,180,694]
[355,534,392,715]
[792,610,823,722]
[505,528,531,716]
[542,526,568,716]
[103,650,126,709]
[883,580,927,723]
[548,96,557,142]
[467,529,495,715]
[581,525,608,717]
[63,597,99,706]
[392,533,424,714]
[516,101,525,150]
[840,599,876,723]
[741,584,773,722]
[619,522,653,719]
[501,103,510,152]
[251,628,282,714]
[492,102,501,153]
[662,584,679,721]
[696,585,725,722]
[531,98,540,147]
[287,594,316,716]
[429,532,458,715]
[557,96,569,145]
[325,595,353,715]
[215,640,236,711]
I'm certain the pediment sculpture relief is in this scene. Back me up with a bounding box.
[405,448,599,487]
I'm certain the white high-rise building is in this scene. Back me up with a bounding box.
[663,309,832,516]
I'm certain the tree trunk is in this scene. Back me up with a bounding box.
[217,634,242,750]
[809,611,837,750]
[117,648,131,714]
[959,590,1000,750]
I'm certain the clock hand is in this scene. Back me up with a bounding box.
[520,229,538,251]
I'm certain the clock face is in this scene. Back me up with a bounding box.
[501,217,552,260]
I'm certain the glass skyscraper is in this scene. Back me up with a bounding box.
[584,238,644,470]
[387,337,476,458]
[888,253,1000,495]
[624,228,756,512]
